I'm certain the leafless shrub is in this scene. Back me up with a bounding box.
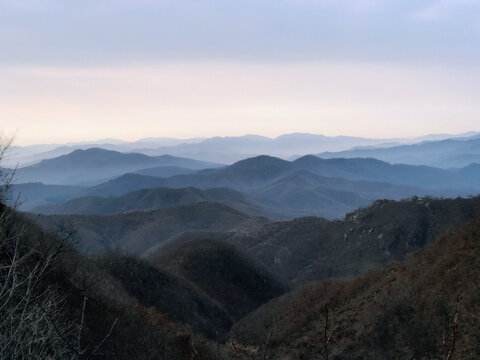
[0,137,118,359]
[443,295,462,360]
[0,137,78,358]
[227,328,274,360]
[316,303,332,360]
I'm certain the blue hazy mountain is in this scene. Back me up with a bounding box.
[9,132,480,168]
[159,155,479,193]
[25,155,470,220]
[319,136,480,168]
[13,151,480,218]
[13,148,222,185]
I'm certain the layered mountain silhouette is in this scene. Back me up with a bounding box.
[319,135,480,168]
[11,182,84,210]
[158,155,480,192]
[17,152,480,219]
[13,148,221,185]
[85,173,166,197]
[26,160,440,219]
[9,134,398,166]
[118,132,480,164]
[134,165,195,178]
[9,132,479,167]
[15,153,480,216]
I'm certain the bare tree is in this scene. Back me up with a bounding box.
[316,303,332,360]
[444,295,462,360]
[0,137,118,359]
[228,328,274,360]
[0,136,78,359]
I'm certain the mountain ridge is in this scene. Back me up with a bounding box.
[29,201,268,254]
[14,148,222,185]
[319,136,480,168]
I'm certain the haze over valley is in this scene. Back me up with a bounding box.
[8,132,480,219]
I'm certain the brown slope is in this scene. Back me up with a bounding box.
[95,253,234,341]
[154,238,289,323]
[223,196,480,285]
[2,205,227,360]
[230,218,480,359]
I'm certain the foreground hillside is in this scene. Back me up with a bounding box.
[231,218,480,359]
[96,239,288,342]
[1,203,286,359]
[0,206,203,359]
[155,239,288,323]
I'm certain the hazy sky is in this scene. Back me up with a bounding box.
[1,0,480,145]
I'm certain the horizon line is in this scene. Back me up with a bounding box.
[10,130,480,148]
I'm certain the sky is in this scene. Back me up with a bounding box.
[1,0,480,145]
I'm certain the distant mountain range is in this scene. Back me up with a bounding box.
[134,165,195,178]
[158,154,480,192]
[319,135,480,168]
[131,133,398,164]
[6,137,205,167]
[21,155,456,219]
[14,150,480,219]
[10,183,85,210]
[8,131,480,167]
[85,174,166,197]
[13,148,221,185]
